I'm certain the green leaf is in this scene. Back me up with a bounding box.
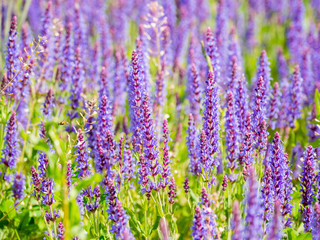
[74,173,104,192]
[0,199,15,219]
[284,228,298,240]
[296,232,312,240]
[150,215,161,234]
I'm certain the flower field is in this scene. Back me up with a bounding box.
[1,0,320,239]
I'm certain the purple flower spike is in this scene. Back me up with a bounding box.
[267,198,282,240]
[200,187,211,208]
[232,201,243,240]
[41,178,55,206]
[187,114,200,176]
[239,112,254,166]
[268,133,286,204]
[75,129,91,178]
[288,65,303,128]
[12,172,25,205]
[66,160,72,193]
[268,83,280,130]
[255,50,272,106]
[300,145,316,232]
[104,177,118,222]
[203,70,220,165]
[235,74,248,140]
[184,177,190,194]
[205,28,220,85]
[42,88,54,118]
[187,63,201,123]
[222,175,228,191]
[225,91,239,171]
[128,49,145,150]
[57,222,65,240]
[161,119,172,188]
[244,167,263,240]
[5,15,19,96]
[60,22,73,91]
[68,48,84,120]
[191,206,203,239]
[300,48,314,104]
[168,177,176,204]
[112,200,134,240]
[282,153,293,227]
[262,165,273,222]
[141,94,161,185]
[1,112,19,169]
[312,202,320,238]
[200,207,217,238]
[138,154,151,197]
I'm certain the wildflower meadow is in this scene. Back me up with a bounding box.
[1,0,320,239]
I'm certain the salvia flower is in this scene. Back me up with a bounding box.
[239,112,254,166]
[161,119,172,187]
[81,185,101,213]
[168,177,176,204]
[5,15,19,96]
[251,76,266,142]
[60,22,73,91]
[288,65,303,128]
[184,177,190,194]
[200,207,217,238]
[225,91,240,171]
[268,133,287,208]
[261,165,273,222]
[66,160,72,193]
[205,28,220,85]
[187,114,201,176]
[191,206,203,239]
[232,201,243,240]
[244,167,263,240]
[141,94,161,187]
[68,47,84,120]
[187,63,201,123]
[75,129,91,178]
[235,74,248,140]
[222,175,228,191]
[104,177,118,222]
[312,202,320,238]
[138,154,151,197]
[282,153,293,227]
[111,200,134,240]
[128,50,145,150]
[45,209,60,224]
[255,50,272,105]
[42,88,54,118]
[267,198,282,240]
[268,83,280,129]
[1,112,19,169]
[12,172,25,205]
[202,70,220,166]
[300,145,316,232]
[57,222,65,240]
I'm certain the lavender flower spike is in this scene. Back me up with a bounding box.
[232,201,243,240]
[1,112,19,169]
[300,145,316,232]
[288,65,303,128]
[5,15,19,96]
[75,129,91,178]
[244,167,263,240]
[312,202,320,238]
[12,172,25,205]
[187,114,201,176]
[267,198,282,240]
[42,88,54,118]
[225,91,240,171]
[203,70,220,166]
